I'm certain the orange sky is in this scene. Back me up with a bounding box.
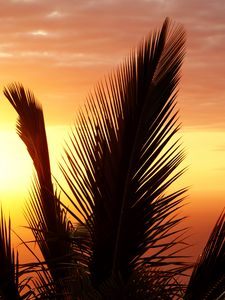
[0,0,225,261]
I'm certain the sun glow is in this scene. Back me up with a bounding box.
[0,125,69,224]
[1,126,224,206]
[0,130,32,196]
[0,124,224,261]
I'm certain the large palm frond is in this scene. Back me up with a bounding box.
[185,210,225,300]
[61,17,187,294]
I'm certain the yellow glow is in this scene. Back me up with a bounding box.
[1,127,225,210]
[182,130,225,193]
[0,125,69,230]
[0,129,32,214]
[0,126,224,261]
[0,131,32,188]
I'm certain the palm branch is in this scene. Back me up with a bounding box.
[0,209,33,299]
[185,210,225,300]
[61,17,187,296]
[3,84,76,295]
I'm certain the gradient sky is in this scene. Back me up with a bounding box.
[0,0,225,260]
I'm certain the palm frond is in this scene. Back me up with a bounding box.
[3,84,58,232]
[185,209,225,300]
[61,17,187,291]
[125,265,186,300]
[0,209,21,299]
[91,265,186,300]
[3,84,74,294]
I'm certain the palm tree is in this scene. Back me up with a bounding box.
[0,18,224,299]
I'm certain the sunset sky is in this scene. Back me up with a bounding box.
[0,0,225,260]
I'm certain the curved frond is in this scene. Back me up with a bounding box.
[61,17,187,291]
[185,209,225,299]
[3,84,56,231]
[3,84,74,294]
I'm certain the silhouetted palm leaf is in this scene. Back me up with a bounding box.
[3,84,74,295]
[61,17,187,296]
[185,210,225,300]
[0,209,32,299]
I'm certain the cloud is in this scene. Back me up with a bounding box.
[20,51,51,58]
[0,52,13,58]
[29,30,48,36]
[11,0,36,3]
[47,10,63,18]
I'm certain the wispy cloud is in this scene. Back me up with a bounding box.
[0,52,13,58]
[47,10,63,18]
[29,30,48,36]
[11,0,36,3]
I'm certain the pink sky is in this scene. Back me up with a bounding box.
[0,0,224,128]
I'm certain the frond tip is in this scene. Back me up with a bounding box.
[3,83,51,185]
